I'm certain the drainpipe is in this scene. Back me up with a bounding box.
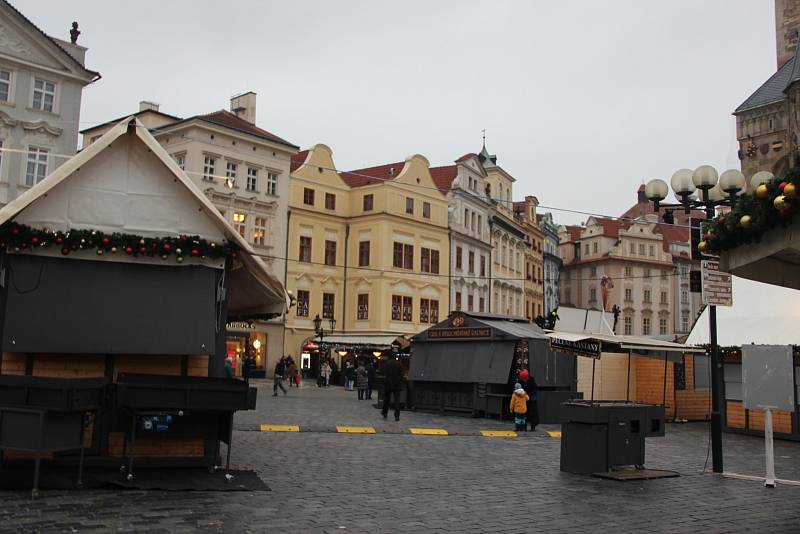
[488,218,494,313]
[341,223,350,333]
[448,228,452,315]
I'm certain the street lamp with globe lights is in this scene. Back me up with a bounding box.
[644,165,747,474]
[313,313,337,378]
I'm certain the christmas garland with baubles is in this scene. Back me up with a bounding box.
[699,168,799,254]
[0,222,237,262]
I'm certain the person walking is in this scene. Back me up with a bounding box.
[345,361,356,391]
[365,360,376,400]
[321,360,331,387]
[509,382,530,431]
[273,357,288,396]
[519,370,539,431]
[381,356,403,421]
[356,363,369,400]
[287,360,298,387]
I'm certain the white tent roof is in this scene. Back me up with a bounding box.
[0,116,288,315]
[686,276,800,346]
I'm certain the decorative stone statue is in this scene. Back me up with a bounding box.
[70,22,80,44]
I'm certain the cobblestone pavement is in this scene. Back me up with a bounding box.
[1,381,799,533]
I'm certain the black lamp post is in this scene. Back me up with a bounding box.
[313,314,337,377]
[645,166,750,474]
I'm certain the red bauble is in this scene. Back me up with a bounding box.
[190,249,199,256]
[71,243,78,250]
[779,207,792,219]
[125,246,134,255]
[61,247,70,255]
[718,216,725,224]
[779,181,788,191]
[11,228,19,236]
[31,236,39,245]
[101,237,110,246]
[163,242,172,251]
[19,242,27,249]
[55,236,63,244]
[139,246,147,254]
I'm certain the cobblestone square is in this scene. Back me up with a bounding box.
[1,381,798,533]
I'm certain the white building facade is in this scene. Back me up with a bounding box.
[539,212,562,315]
[0,2,99,206]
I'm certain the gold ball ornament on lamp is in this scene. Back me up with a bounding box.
[740,215,752,227]
[698,241,708,253]
[756,184,769,199]
[784,183,797,199]
[774,195,788,210]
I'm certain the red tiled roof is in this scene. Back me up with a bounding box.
[565,225,582,241]
[593,218,622,237]
[340,161,405,188]
[198,110,298,148]
[456,153,478,163]
[429,165,457,194]
[290,150,309,172]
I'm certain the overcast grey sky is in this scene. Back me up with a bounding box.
[27,0,775,224]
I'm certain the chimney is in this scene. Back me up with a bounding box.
[230,91,257,124]
[139,100,160,112]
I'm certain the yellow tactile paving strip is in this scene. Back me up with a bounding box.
[480,430,518,437]
[258,424,563,438]
[547,431,562,438]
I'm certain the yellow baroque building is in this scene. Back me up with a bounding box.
[283,144,450,367]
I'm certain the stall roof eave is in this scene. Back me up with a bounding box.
[318,334,410,349]
[546,331,704,360]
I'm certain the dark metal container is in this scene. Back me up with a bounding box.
[115,373,256,411]
[0,375,108,411]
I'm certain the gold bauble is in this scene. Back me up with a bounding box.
[111,246,118,253]
[176,255,184,263]
[139,238,146,246]
[96,249,104,256]
[774,195,788,210]
[698,241,708,252]
[740,215,752,227]
[756,184,769,198]
[784,183,797,199]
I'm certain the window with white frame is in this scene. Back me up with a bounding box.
[173,153,185,170]
[659,318,667,335]
[266,172,277,195]
[642,316,651,335]
[203,156,216,181]
[25,146,48,186]
[252,216,267,246]
[623,316,632,335]
[32,79,56,112]
[246,167,258,192]
[681,315,689,332]
[0,70,10,102]
[0,139,4,175]
[232,212,246,238]
[225,162,237,186]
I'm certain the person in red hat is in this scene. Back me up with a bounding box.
[518,369,539,431]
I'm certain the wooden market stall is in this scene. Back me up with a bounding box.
[0,117,287,494]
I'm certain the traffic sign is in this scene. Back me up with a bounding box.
[701,260,732,306]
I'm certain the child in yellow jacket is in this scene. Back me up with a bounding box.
[509,383,530,431]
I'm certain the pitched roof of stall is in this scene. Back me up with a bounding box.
[0,116,287,305]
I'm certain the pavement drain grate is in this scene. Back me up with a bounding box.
[336,426,376,434]
[547,431,562,439]
[480,430,517,438]
[260,425,300,432]
[408,428,449,436]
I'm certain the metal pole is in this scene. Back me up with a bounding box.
[662,354,668,412]
[591,358,596,402]
[709,305,723,473]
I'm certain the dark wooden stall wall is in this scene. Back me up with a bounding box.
[1,254,217,355]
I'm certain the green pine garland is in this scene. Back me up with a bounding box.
[0,222,237,262]
[703,168,799,253]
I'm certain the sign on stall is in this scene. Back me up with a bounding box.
[701,260,732,307]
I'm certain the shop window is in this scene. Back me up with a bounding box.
[296,290,309,317]
[430,299,439,323]
[357,294,369,320]
[299,236,312,263]
[363,194,373,211]
[324,240,337,266]
[391,295,412,322]
[322,293,335,319]
[325,192,336,210]
[358,241,370,267]
[420,299,430,323]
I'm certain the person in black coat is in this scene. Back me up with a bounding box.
[519,370,539,431]
[381,357,404,421]
[365,360,376,399]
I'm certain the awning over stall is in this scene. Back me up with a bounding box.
[227,255,288,319]
[317,334,410,350]
[546,331,703,362]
